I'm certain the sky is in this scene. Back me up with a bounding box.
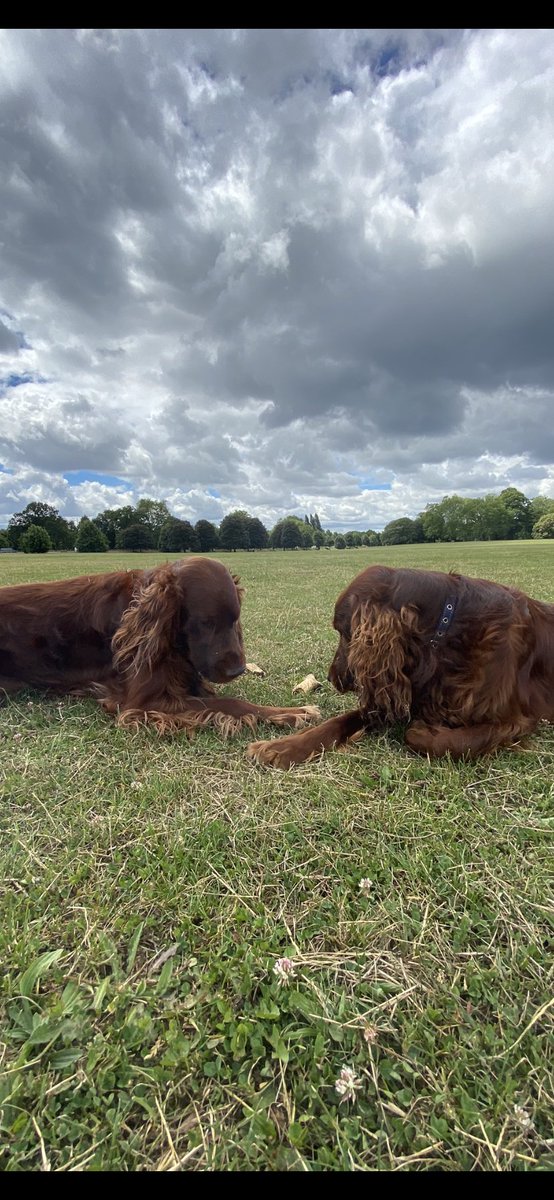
[1,27,554,533]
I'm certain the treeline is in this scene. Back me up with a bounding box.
[0,501,271,554]
[1,488,554,555]
[379,490,554,544]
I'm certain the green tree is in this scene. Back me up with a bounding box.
[117,524,156,551]
[472,495,512,541]
[334,535,346,549]
[158,519,198,552]
[8,502,74,550]
[135,498,171,539]
[447,496,471,541]
[76,517,109,552]
[529,496,554,526]
[20,524,52,553]
[420,502,446,542]
[413,517,425,543]
[420,496,479,542]
[280,517,303,549]
[421,492,524,543]
[498,488,533,539]
[194,519,220,552]
[219,511,250,551]
[269,520,284,548]
[532,513,554,539]
[245,516,268,550]
[0,530,8,548]
[458,497,483,540]
[381,517,422,545]
[300,522,314,548]
[313,529,325,549]
[270,515,313,548]
[92,505,138,549]
[345,531,363,547]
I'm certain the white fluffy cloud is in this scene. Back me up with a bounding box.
[1,28,554,531]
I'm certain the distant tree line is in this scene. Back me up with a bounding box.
[379,489,554,544]
[0,500,272,554]
[1,488,553,554]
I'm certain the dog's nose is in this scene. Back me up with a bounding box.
[225,665,246,679]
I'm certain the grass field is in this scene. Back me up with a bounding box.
[1,542,553,1171]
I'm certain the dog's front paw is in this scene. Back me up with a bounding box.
[270,704,321,728]
[245,734,293,772]
[297,704,321,725]
[246,736,304,770]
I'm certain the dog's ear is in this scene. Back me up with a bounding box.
[112,565,180,678]
[231,574,245,605]
[347,601,421,721]
[333,589,359,637]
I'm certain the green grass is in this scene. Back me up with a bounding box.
[1,543,553,1171]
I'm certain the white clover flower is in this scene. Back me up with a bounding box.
[358,878,373,896]
[335,1065,362,1103]
[514,1104,534,1131]
[130,780,144,791]
[13,732,23,742]
[273,957,296,985]
[363,1024,378,1045]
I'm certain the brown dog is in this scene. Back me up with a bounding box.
[248,564,554,767]
[0,557,319,736]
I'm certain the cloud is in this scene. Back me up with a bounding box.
[1,28,554,530]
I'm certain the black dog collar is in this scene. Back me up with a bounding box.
[430,597,457,650]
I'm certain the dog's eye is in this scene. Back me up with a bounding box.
[222,610,239,628]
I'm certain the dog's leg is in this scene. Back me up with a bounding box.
[247,709,365,769]
[115,695,322,737]
[405,717,537,759]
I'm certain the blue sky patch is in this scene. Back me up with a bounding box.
[326,72,352,96]
[374,45,403,78]
[64,470,133,489]
[356,479,392,492]
[0,372,35,392]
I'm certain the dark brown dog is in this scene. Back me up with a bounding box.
[0,557,319,735]
[248,564,554,767]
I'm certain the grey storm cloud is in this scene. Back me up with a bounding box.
[1,27,554,530]
[0,319,20,352]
